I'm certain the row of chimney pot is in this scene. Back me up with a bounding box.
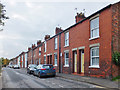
[27,12,85,51]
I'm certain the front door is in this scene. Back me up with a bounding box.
[50,55,52,64]
[74,52,77,73]
[81,50,84,73]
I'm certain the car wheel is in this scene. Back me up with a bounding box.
[53,75,56,77]
[38,72,41,78]
[33,72,35,76]
[29,71,31,74]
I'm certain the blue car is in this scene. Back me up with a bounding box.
[33,64,56,77]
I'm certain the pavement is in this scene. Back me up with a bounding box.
[56,72,120,89]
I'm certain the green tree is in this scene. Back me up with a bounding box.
[0,2,9,31]
[0,58,2,73]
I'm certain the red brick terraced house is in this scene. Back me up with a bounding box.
[11,2,120,79]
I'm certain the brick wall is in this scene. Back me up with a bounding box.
[111,2,120,78]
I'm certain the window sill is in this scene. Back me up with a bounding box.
[89,36,100,41]
[89,65,100,68]
[64,45,69,48]
[64,65,69,67]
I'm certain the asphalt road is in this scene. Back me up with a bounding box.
[2,67,99,88]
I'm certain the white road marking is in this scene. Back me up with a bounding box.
[41,79,45,80]
[95,86,104,88]
[52,83,55,85]
[59,85,64,88]
[15,72,20,75]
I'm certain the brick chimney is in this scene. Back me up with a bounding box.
[37,40,41,46]
[44,35,50,40]
[32,44,36,49]
[55,27,63,34]
[28,47,31,51]
[75,12,86,23]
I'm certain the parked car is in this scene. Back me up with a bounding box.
[13,65,20,69]
[27,64,37,74]
[33,64,56,77]
[9,65,14,68]
[12,65,15,68]
[8,65,12,68]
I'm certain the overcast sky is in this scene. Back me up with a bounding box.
[0,0,119,59]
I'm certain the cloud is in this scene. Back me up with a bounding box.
[1,1,119,59]
[25,2,34,8]
[12,14,27,22]
[3,0,119,2]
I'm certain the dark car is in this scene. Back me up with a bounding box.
[27,64,37,74]
[33,64,56,77]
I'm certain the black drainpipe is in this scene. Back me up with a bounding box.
[59,33,62,73]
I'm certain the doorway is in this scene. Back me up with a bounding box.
[47,55,52,64]
[80,50,84,73]
[73,51,77,73]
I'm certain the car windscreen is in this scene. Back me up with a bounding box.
[43,65,53,69]
[29,65,37,68]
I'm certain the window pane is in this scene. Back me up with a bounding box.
[90,17,99,38]
[92,58,96,65]
[91,47,99,66]
[66,53,69,58]
[91,30,93,38]
[92,49,95,56]
[67,40,69,46]
[96,28,99,37]
[66,59,69,65]
[96,48,99,56]
[96,57,99,65]
[95,17,99,28]
[90,20,94,30]
[65,32,69,46]
[67,32,69,39]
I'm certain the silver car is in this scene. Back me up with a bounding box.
[27,64,37,74]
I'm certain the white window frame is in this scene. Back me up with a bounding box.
[39,58,41,64]
[39,47,41,56]
[64,32,69,47]
[25,53,27,68]
[44,42,46,52]
[22,55,24,68]
[44,55,46,64]
[55,37,58,49]
[90,16,99,40]
[54,53,57,66]
[89,47,100,68]
[64,51,69,67]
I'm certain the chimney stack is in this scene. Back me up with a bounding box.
[75,12,86,23]
[55,27,63,34]
[28,47,31,51]
[37,40,41,46]
[32,44,36,49]
[44,35,50,40]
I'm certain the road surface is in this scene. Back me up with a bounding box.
[2,67,100,88]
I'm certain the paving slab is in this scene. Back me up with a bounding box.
[56,73,119,89]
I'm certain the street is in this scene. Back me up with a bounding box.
[1,67,99,88]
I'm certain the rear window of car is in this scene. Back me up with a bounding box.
[43,65,53,69]
[29,65,37,68]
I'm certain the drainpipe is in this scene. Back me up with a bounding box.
[59,33,62,73]
[31,49,33,64]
